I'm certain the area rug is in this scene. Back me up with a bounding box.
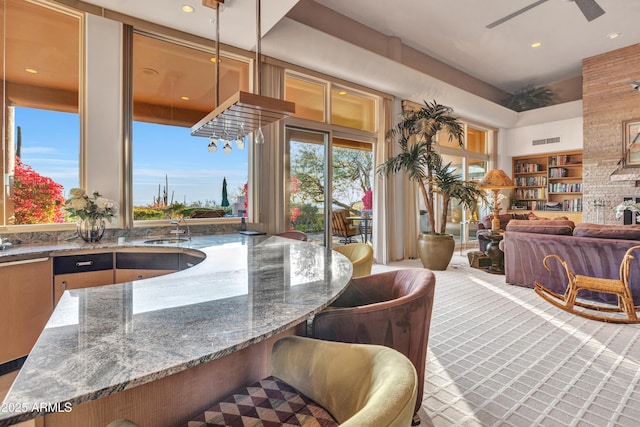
[374,254,640,427]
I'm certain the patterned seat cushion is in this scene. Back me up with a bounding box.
[186,376,338,427]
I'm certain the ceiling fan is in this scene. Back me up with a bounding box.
[486,0,605,29]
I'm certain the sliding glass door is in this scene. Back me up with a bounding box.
[286,128,330,245]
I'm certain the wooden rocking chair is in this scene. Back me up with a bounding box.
[534,245,640,323]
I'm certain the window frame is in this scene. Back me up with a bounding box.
[127,29,253,227]
[1,0,85,231]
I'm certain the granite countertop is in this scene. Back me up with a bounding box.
[0,234,353,426]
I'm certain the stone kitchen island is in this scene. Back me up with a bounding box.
[0,235,353,427]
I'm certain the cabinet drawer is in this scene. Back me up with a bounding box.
[54,270,115,304]
[116,252,179,270]
[54,253,113,275]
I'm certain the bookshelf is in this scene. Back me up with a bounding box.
[511,150,583,214]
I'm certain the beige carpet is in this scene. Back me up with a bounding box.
[373,253,640,427]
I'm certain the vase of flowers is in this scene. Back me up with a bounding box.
[64,188,117,242]
[614,200,640,222]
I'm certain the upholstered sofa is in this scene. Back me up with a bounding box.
[477,213,530,251]
[477,212,571,251]
[503,220,640,305]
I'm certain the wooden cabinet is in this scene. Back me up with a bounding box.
[0,257,53,364]
[512,150,583,213]
[53,253,114,305]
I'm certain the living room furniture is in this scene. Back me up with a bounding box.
[189,209,225,218]
[311,269,436,425]
[477,213,529,251]
[478,169,516,231]
[485,232,505,274]
[347,214,373,243]
[111,336,418,427]
[333,242,374,277]
[512,150,583,213]
[534,245,640,323]
[331,209,359,244]
[503,221,640,307]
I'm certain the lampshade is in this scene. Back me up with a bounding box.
[478,169,515,189]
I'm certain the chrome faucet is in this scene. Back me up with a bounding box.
[0,237,12,251]
[169,217,191,241]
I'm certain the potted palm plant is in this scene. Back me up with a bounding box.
[379,100,483,270]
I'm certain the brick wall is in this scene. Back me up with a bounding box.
[582,43,640,223]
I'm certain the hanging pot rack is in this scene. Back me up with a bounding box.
[190,0,295,141]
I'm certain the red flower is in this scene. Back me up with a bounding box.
[362,189,373,210]
[12,157,65,224]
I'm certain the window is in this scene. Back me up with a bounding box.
[1,0,82,226]
[285,75,377,132]
[131,32,250,220]
[331,87,376,132]
[285,75,325,122]
[467,126,487,154]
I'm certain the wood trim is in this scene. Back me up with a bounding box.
[202,0,224,10]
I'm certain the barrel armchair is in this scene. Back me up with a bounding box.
[311,269,436,425]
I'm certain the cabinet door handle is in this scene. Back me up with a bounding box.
[0,257,49,268]
[75,261,94,267]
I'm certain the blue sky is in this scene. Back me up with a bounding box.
[15,107,248,207]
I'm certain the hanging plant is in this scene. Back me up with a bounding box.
[503,84,554,112]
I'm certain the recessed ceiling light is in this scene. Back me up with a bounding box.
[531,42,542,48]
[181,96,190,101]
[25,68,38,74]
[607,32,621,40]
[182,4,194,13]
[338,91,347,95]
[210,57,221,63]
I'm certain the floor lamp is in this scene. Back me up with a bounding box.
[478,169,515,231]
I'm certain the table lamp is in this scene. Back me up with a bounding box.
[478,169,516,231]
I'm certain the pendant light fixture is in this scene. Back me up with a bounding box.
[191,0,295,145]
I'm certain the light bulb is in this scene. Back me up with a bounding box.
[256,128,265,145]
[208,137,217,152]
[222,141,233,154]
[236,136,246,150]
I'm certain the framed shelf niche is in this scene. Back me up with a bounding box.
[509,150,583,223]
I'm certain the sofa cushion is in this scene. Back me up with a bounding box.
[573,223,640,240]
[506,219,575,235]
[527,212,551,220]
[185,376,338,427]
[480,213,514,230]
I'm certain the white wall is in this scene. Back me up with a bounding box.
[498,101,583,175]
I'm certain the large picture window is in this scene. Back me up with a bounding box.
[1,0,82,226]
[132,33,250,221]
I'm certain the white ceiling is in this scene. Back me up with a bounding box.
[313,0,640,93]
[77,0,640,126]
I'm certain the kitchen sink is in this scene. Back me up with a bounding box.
[143,237,190,244]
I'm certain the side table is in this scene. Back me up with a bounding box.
[485,232,505,275]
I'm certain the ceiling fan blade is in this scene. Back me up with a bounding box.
[574,0,605,21]
[486,0,548,29]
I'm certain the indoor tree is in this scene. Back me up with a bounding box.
[379,100,481,234]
